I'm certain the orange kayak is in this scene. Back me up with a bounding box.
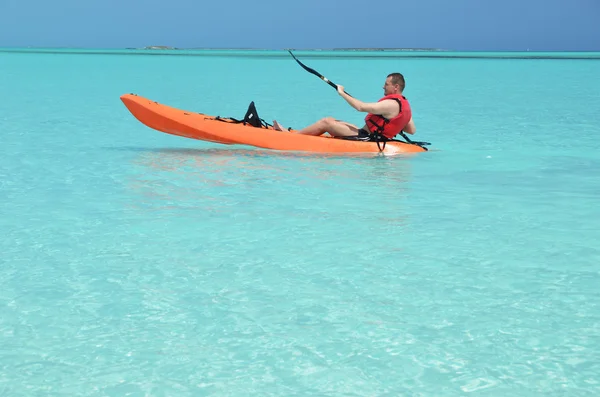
[120,93,429,155]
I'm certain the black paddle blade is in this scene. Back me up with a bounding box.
[288,50,340,91]
[288,50,317,75]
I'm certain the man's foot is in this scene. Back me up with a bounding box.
[272,120,285,131]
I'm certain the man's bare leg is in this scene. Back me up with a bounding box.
[272,117,361,137]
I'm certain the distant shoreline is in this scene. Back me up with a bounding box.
[139,46,448,51]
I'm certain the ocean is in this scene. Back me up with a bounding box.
[1,48,600,396]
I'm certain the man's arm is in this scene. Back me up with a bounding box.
[403,117,416,134]
[336,85,398,118]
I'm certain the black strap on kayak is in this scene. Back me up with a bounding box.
[339,131,429,152]
[337,130,388,151]
[395,132,431,150]
[364,130,431,153]
[213,115,272,128]
[372,133,388,152]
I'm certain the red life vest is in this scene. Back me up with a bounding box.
[364,94,412,139]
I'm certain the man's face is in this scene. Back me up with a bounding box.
[383,77,397,95]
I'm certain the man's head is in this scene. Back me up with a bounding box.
[383,73,405,95]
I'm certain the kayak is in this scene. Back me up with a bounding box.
[119,93,429,155]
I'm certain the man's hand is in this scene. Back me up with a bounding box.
[337,85,345,96]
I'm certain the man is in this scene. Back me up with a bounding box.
[273,73,416,141]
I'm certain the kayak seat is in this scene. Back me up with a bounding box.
[214,101,272,129]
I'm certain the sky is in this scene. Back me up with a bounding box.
[0,0,598,51]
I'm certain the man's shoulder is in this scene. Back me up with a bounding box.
[380,94,406,103]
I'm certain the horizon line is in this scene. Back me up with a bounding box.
[1,45,600,53]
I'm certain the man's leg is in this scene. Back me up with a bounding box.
[273,117,361,137]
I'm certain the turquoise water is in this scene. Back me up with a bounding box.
[2,49,600,396]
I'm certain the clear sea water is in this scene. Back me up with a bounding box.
[1,48,600,396]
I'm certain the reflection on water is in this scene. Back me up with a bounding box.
[120,146,415,222]
[126,146,413,179]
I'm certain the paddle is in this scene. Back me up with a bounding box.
[287,50,430,148]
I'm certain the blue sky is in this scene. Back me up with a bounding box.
[1,0,598,50]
